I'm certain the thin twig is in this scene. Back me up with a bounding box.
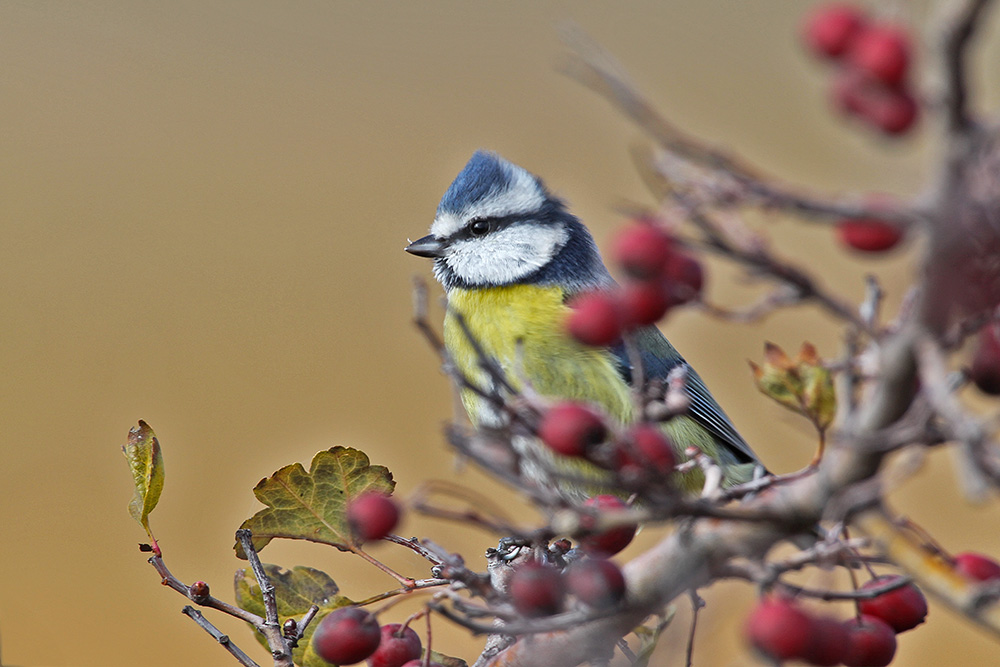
[235,529,295,667]
[182,606,260,667]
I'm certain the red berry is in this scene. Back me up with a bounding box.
[744,597,814,661]
[830,70,919,135]
[509,561,566,617]
[367,624,422,667]
[347,493,400,543]
[663,252,704,304]
[565,557,626,609]
[865,88,918,135]
[622,424,676,475]
[313,607,382,665]
[836,218,904,253]
[842,615,897,667]
[831,68,869,115]
[848,24,911,87]
[538,402,608,458]
[613,221,674,279]
[858,575,928,632]
[971,326,1000,395]
[954,551,1000,581]
[579,495,636,556]
[804,615,849,667]
[566,290,623,347]
[620,280,673,327]
[802,4,866,59]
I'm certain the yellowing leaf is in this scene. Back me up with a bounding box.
[631,606,676,667]
[763,341,794,369]
[234,564,353,667]
[235,447,395,557]
[751,342,837,435]
[122,420,164,545]
[800,359,836,432]
[749,345,803,412]
[430,651,469,667]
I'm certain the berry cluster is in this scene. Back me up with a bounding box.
[312,607,427,667]
[802,5,918,136]
[745,575,927,667]
[566,221,703,347]
[507,556,627,617]
[537,401,677,495]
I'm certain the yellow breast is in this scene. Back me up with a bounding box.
[444,285,634,426]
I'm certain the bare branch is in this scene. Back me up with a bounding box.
[561,26,922,227]
[182,607,260,667]
[931,0,994,136]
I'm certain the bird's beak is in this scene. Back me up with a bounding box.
[405,234,446,258]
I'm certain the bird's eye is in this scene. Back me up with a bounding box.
[469,218,491,236]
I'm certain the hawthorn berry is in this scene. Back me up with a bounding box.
[802,4,866,59]
[537,402,608,458]
[565,557,626,609]
[858,574,928,632]
[508,561,566,617]
[836,218,904,253]
[847,23,911,87]
[804,615,849,667]
[954,551,1000,582]
[831,68,869,115]
[566,291,623,347]
[619,280,673,327]
[864,88,918,135]
[622,424,676,475]
[313,607,382,665]
[970,325,1000,395]
[367,624,422,667]
[662,252,704,304]
[842,615,897,667]
[579,495,636,556]
[613,221,674,279]
[347,493,400,543]
[744,596,814,661]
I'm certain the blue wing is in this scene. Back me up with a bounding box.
[611,326,759,466]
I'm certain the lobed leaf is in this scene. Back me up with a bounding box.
[234,564,353,666]
[235,446,395,557]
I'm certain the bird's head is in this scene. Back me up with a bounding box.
[406,151,611,292]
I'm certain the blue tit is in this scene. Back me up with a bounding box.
[405,151,760,498]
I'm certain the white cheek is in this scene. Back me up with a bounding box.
[431,212,463,239]
[445,224,569,286]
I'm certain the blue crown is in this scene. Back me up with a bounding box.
[437,151,537,216]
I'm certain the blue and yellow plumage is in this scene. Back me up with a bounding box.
[406,151,759,498]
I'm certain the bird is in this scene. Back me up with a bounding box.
[405,150,760,499]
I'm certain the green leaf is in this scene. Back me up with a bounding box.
[234,564,353,666]
[235,447,395,557]
[749,342,803,413]
[800,358,836,431]
[122,420,164,543]
[429,650,469,667]
[630,606,675,667]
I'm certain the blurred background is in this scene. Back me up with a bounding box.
[2,1,999,665]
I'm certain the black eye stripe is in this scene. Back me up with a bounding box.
[461,214,521,239]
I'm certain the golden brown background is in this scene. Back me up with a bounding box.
[2,1,1000,665]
